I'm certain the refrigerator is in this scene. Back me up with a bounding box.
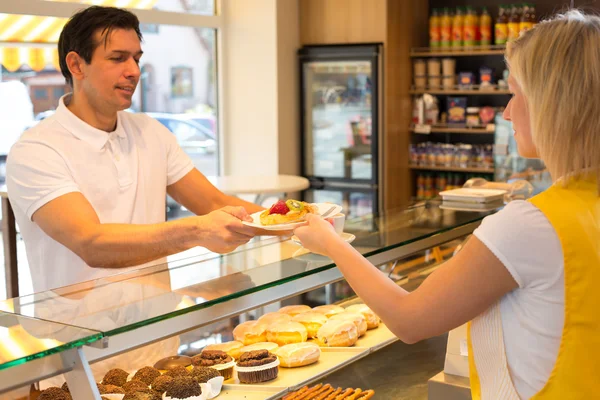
[299,44,383,231]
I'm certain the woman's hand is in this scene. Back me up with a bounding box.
[293,213,345,256]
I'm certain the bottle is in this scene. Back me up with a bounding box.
[429,8,441,47]
[440,8,452,48]
[463,6,477,47]
[508,4,522,41]
[495,5,509,45]
[452,7,464,48]
[520,3,536,33]
[480,7,492,46]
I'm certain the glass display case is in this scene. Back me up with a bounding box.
[0,202,498,399]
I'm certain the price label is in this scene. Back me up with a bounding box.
[414,124,431,134]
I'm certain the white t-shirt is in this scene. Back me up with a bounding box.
[6,94,194,293]
[474,200,564,399]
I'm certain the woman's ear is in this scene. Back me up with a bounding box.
[65,51,85,82]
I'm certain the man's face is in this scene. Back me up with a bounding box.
[79,28,142,113]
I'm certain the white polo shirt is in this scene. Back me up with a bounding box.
[6,94,194,293]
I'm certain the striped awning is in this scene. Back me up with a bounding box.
[0,0,157,72]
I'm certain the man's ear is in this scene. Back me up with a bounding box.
[65,51,86,82]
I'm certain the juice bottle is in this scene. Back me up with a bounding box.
[440,8,452,48]
[463,6,477,47]
[429,8,441,47]
[520,3,536,33]
[508,4,522,41]
[452,7,464,48]
[480,6,492,46]
[495,5,509,45]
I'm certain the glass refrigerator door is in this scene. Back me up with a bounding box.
[303,61,376,182]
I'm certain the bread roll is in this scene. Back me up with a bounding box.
[273,342,321,368]
[329,312,368,337]
[316,320,358,347]
[257,312,292,327]
[345,304,380,329]
[312,304,345,318]
[238,342,279,356]
[266,321,308,346]
[279,305,312,317]
[233,321,268,345]
[292,312,329,339]
[203,341,244,359]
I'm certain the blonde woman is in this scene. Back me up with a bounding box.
[294,10,600,400]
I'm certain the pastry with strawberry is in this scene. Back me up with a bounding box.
[260,199,317,226]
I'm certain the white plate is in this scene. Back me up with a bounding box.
[440,200,504,212]
[439,188,506,203]
[242,203,343,231]
[291,232,356,247]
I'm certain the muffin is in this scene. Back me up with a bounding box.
[345,304,380,329]
[191,350,234,380]
[102,368,129,387]
[329,312,368,337]
[202,341,244,359]
[122,380,149,393]
[235,349,279,383]
[151,375,174,394]
[99,384,126,395]
[292,312,329,338]
[122,390,161,400]
[164,377,202,399]
[266,321,308,346]
[190,366,221,383]
[132,366,161,385]
[38,387,72,400]
[278,305,312,317]
[153,355,192,372]
[312,304,345,318]
[232,320,268,345]
[163,365,191,379]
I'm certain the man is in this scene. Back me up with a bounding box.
[6,6,277,294]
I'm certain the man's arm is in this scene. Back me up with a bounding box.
[167,169,264,215]
[32,192,259,269]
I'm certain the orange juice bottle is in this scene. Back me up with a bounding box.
[480,7,492,46]
[495,5,509,45]
[508,4,522,41]
[429,8,441,47]
[440,7,452,48]
[463,6,477,47]
[452,7,464,48]
[520,3,536,33]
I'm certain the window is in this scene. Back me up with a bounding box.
[34,88,48,100]
[171,67,194,98]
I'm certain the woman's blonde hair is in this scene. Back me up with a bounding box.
[506,9,600,189]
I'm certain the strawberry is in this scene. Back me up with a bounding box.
[269,200,290,215]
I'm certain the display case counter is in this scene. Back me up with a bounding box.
[0,201,497,398]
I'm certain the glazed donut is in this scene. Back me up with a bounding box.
[266,321,308,346]
[257,312,292,326]
[329,312,368,337]
[292,312,329,339]
[345,304,380,330]
[233,320,268,345]
[272,342,321,368]
[316,320,358,347]
[279,305,313,317]
[312,304,345,318]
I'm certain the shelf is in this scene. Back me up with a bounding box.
[411,45,506,57]
[410,126,495,134]
[410,165,495,174]
[410,89,510,95]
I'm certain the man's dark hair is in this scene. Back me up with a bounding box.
[58,6,143,86]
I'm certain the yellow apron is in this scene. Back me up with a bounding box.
[467,177,600,399]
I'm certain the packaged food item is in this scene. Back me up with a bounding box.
[442,58,456,76]
[458,72,475,89]
[466,107,481,127]
[427,58,441,77]
[480,7,492,46]
[447,96,467,125]
[429,8,441,47]
[440,8,453,48]
[495,5,509,45]
[479,66,494,90]
[428,76,441,89]
[520,3,536,33]
[508,4,522,41]
[479,106,496,125]
[452,7,464,48]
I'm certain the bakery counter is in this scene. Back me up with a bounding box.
[0,201,498,398]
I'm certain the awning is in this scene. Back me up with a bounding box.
[0,0,157,72]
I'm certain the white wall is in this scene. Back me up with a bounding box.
[222,0,300,177]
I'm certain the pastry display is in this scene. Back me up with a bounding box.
[345,304,380,330]
[191,350,234,380]
[312,305,346,318]
[279,305,312,317]
[153,355,192,372]
[164,377,201,399]
[239,341,279,355]
[260,199,317,226]
[123,390,161,400]
[99,384,126,394]
[272,342,321,368]
[292,312,329,339]
[258,311,293,326]
[132,366,161,385]
[202,340,244,359]
[283,384,375,400]
[233,320,268,345]
[329,312,368,337]
[266,321,308,346]
[122,380,148,392]
[37,387,72,400]
[163,365,191,379]
[316,320,359,347]
[234,349,280,383]
[102,368,129,386]
[190,366,221,383]
[151,375,174,393]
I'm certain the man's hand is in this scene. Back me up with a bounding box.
[195,206,257,253]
